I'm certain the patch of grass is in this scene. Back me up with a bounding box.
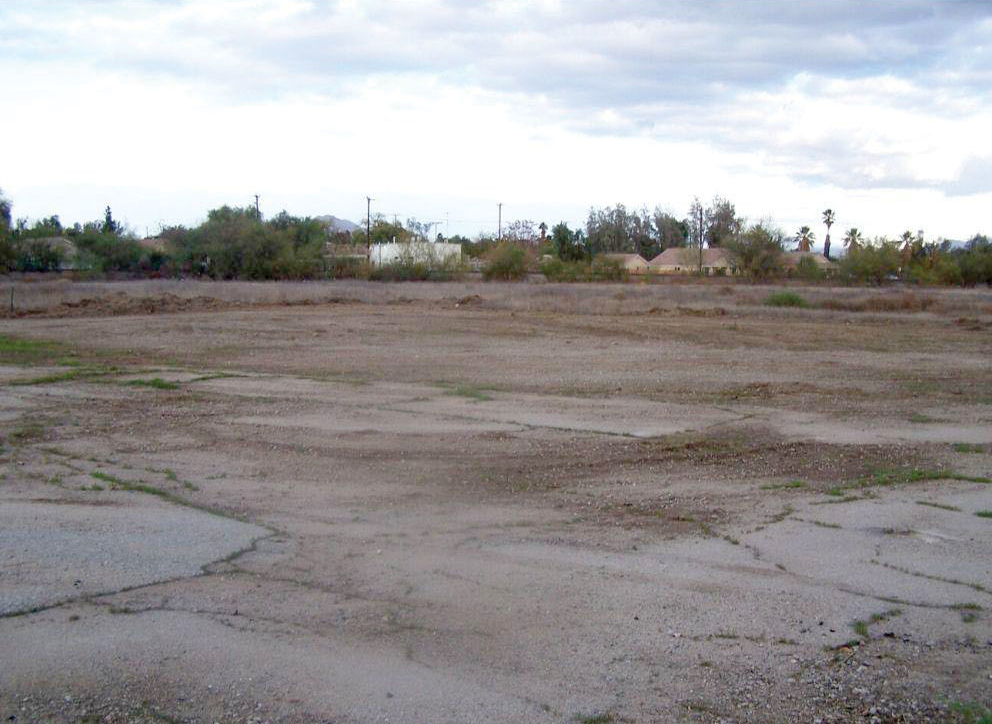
[760,480,805,490]
[952,443,985,454]
[975,510,992,518]
[765,291,808,308]
[722,535,740,545]
[908,412,941,424]
[91,472,216,516]
[852,609,902,640]
[0,334,69,365]
[125,377,179,390]
[874,560,987,593]
[8,422,46,444]
[844,467,991,491]
[948,702,992,724]
[187,372,246,383]
[810,520,842,529]
[916,500,962,512]
[714,631,739,640]
[577,714,614,724]
[441,384,495,402]
[163,469,179,482]
[9,367,112,386]
[811,493,863,505]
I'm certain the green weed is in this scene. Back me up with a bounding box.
[948,702,992,724]
[441,384,495,402]
[851,609,901,640]
[765,291,808,308]
[577,714,614,724]
[760,480,805,490]
[916,500,962,512]
[125,378,179,390]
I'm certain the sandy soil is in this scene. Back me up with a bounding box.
[0,280,990,723]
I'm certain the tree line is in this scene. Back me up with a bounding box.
[1,187,990,285]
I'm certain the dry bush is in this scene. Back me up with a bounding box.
[816,291,938,313]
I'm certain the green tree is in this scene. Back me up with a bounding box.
[551,222,586,261]
[838,238,901,284]
[794,225,815,252]
[652,210,688,251]
[0,188,11,235]
[724,223,784,279]
[687,197,705,274]
[102,206,120,235]
[822,209,835,258]
[843,227,863,251]
[704,196,740,247]
[0,189,13,272]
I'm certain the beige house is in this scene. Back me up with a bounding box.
[782,251,835,274]
[649,247,735,275]
[601,253,650,274]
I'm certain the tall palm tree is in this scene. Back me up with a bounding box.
[794,225,815,252]
[843,227,862,251]
[822,209,835,258]
[900,230,914,263]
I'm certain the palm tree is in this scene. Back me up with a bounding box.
[843,227,862,251]
[822,209,835,258]
[794,225,815,252]
[900,230,915,263]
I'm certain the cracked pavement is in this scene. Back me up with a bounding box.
[1,284,991,723]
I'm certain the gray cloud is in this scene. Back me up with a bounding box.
[944,156,992,196]
[5,1,988,100]
[3,0,989,195]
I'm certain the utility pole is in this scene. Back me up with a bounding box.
[697,203,704,275]
[254,194,260,219]
[366,196,374,260]
[497,202,502,241]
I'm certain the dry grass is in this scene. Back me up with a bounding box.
[1,278,991,319]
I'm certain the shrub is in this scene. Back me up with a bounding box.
[816,292,935,313]
[765,291,808,308]
[837,242,901,285]
[540,256,626,282]
[794,256,827,281]
[483,243,530,281]
[327,256,370,280]
[724,224,784,279]
[590,256,625,281]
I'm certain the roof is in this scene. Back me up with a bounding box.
[601,253,649,264]
[138,237,168,252]
[783,251,835,268]
[649,247,730,266]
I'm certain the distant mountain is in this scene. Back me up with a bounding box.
[315,215,360,234]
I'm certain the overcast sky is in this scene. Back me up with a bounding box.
[2,0,990,241]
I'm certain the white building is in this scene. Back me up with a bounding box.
[370,241,462,267]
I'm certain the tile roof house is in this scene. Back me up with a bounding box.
[782,251,835,271]
[601,253,650,274]
[649,247,735,275]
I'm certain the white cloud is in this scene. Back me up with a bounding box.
[1,0,990,239]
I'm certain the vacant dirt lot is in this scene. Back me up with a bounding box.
[1,280,990,723]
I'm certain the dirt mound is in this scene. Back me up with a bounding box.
[9,292,235,318]
[450,294,483,308]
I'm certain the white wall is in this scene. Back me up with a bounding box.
[370,241,462,267]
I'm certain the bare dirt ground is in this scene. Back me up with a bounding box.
[0,279,990,724]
